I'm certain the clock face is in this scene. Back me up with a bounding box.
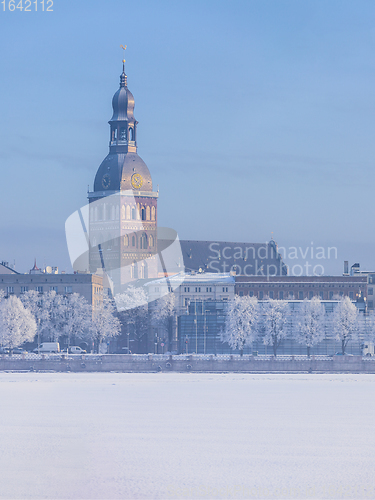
[102,174,111,189]
[131,173,143,189]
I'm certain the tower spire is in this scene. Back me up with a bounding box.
[120,44,127,87]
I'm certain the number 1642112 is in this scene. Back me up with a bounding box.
[1,0,53,11]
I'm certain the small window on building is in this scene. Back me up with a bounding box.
[6,286,14,294]
[279,291,283,300]
[269,291,274,299]
[50,286,57,292]
[249,290,254,297]
[259,291,264,299]
[369,288,373,295]
[184,298,189,306]
[21,286,28,293]
[309,291,313,299]
[299,291,303,300]
[319,291,324,300]
[65,286,72,294]
[329,291,333,299]
[36,286,43,293]
[368,300,373,308]
[349,292,354,299]
[239,291,244,297]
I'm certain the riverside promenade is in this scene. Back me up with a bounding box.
[0,353,374,373]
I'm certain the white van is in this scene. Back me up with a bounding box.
[33,342,60,354]
[362,341,374,357]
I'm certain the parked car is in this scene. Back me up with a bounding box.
[11,348,28,355]
[0,347,10,355]
[66,346,86,354]
[334,352,354,356]
[33,342,60,354]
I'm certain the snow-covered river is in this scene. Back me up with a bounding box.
[0,372,374,499]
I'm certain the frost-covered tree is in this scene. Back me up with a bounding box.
[151,293,176,349]
[63,293,92,347]
[294,297,325,357]
[20,290,46,340]
[115,286,148,312]
[88,295,121,353]
[262,299,289,357]
[0,295,37,351]
[115,287,148,348]
[42,292,67,342]
[222,295,258,356]
[333,296,359,355]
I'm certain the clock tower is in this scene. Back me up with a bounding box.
[88,62,158,292]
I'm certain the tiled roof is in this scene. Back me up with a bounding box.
[180,240,287,276]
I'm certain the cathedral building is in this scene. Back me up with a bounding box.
[87,63,158,293]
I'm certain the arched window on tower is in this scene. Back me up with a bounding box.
[146,206,150,221]
[129,127,134,141]
[140,262,148,279]
[137,203,141,220]
[141,207,146,221]
[120,127,127,141]
[124,234,129,247]
[151,206,156,221]
[121,205,125,220]
[149,234,154,247]
[131,262,138,279]
[140,233,147,250]
[126,205,131,220]
[131,207,136,220]
[132,235,137,247]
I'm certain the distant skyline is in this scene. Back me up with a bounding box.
[1,0,375,275]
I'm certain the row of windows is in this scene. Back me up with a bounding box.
[183,286,227,293]
[92,232,155,250]
[124,233,154,249]
[111,125,135,142]
[4,286,73,294]
[90,204,156,222]
[238,283,358,288]
[131,262,148,280]
[238,290,354,300]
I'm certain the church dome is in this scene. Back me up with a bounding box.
[110,83,135,122]
[93,152,152,192]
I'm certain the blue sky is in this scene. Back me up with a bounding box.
[0,0,375,274]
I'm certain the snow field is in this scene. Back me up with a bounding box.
[0,373,374,499]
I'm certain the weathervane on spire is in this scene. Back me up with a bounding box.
[120,44,127,70]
